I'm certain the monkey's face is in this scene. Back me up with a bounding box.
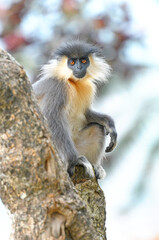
[67,57,90,79]
[41,41,111,83]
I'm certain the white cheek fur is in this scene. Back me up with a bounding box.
[87,54,111,83]
[40,57,73,81]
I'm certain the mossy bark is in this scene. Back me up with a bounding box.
[0,48,106,240]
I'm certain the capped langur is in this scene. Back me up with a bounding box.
[32,40,117,179]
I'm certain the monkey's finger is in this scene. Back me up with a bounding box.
[67,168,75,177]
[106,142,116,152]
[67,165,75,177]
[105,131,117,152]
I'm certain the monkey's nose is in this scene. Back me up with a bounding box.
[77,60,82,69]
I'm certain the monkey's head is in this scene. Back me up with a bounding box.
[41,40,111,83]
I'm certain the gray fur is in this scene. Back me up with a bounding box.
[32,77,81,176]
[54,39,103,59]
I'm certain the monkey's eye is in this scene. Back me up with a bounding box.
[81,59,87,64]
[70,60,75,65]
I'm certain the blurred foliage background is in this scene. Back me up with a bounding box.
[0,0,159,239]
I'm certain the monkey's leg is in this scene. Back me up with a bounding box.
[74,123,106,179]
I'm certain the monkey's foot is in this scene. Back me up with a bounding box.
[76,156,95,178]
[94,165,106,179]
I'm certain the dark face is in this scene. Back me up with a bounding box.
[67,56,90,79]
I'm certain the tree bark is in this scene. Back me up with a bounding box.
[0,48,106,240]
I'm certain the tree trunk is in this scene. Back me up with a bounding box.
[0,48,106,240]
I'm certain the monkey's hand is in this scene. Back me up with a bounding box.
[85,110,117,152]
[67,155,95,178]
[105,118,117,152]
[77,156,95,178]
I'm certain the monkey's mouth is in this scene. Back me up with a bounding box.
[74,71,86,79]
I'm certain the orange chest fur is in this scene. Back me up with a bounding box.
[67,79,95,115]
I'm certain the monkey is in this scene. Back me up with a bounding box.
[32,39,117,179]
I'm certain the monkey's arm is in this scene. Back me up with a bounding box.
[85,109,117,152]
[33,78,78,175]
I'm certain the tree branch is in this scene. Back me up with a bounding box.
[0,48,106,240]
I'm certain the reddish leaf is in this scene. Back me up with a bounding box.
[3,33,29,51]
[61,0,79,14]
